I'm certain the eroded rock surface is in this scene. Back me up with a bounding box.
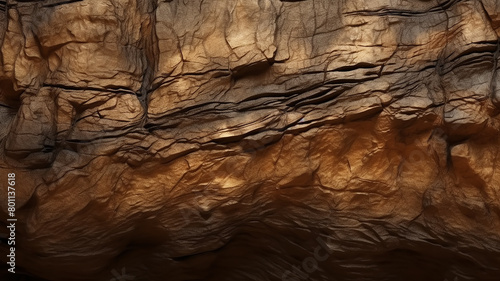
[1,0,500,280]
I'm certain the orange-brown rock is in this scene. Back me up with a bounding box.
[1,0,500,280]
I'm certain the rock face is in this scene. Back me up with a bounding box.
[1,0,500,280]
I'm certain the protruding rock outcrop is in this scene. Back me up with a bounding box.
[1,0,500,280]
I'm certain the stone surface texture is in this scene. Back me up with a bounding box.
[1,0,500,280]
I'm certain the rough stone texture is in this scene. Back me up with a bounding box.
[1,0,500,280]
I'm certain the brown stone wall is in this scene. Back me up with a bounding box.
[1,0,500,280]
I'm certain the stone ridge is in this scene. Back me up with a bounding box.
[0,0,500,280]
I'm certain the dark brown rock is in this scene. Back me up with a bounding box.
[1,0,500,280]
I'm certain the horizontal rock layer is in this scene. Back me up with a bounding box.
[1,0,500,280]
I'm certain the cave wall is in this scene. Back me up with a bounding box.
[1,0,500,280]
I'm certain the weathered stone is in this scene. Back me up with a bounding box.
[1,0,500,280]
